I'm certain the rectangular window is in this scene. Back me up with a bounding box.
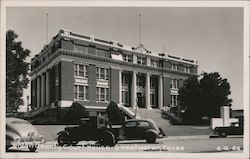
[96,67,109,80]
[150,93,155,106]
[96,87,109,102]
[150,59,158,67]
[74,44,88,54]
[137,56,146,65]
[184,66,191,73]
[171,79,179,89]
[122,54,132,62]
[150,78,156,89]
[122,74,129,85]
[122,90,129,105]
[137,76,145,86]
[74,85,88,101]
[74,64,88,78]
[171,63,178,71]
[171,95,178,106]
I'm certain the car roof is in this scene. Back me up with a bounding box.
[126,119,154,123]
[6,117,29,125]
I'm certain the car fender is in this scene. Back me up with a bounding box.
[145,129,158,136]
[6,131,20,141]
[57,131,70,137]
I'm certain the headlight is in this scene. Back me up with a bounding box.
[11,137,21,145]
[40,135,46,143]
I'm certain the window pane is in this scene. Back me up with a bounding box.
[106,88,109,101]
[74,85,77,99]
[125,121,137,127]
[79,71,84,77]
[85,86,88,100]
[96,88,99,101]
[85,66,88,78]
[138,121,150,128]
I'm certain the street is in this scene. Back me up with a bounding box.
[8,136,243,153]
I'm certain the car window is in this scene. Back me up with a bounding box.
[125,121,137,128]
[137,121,150,128]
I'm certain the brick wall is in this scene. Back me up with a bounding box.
[88,64,97,105]
[60,39,74,51]
[60,61,74,102]
[110,68,120,103]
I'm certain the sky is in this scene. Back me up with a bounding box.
[6,6,244,111]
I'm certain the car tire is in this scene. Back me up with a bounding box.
[28,145,37,152]
[146,132,156,143]
[71,140,79,146]
[100,131,116,147]
[219,132,227,138]
[57,133,71,146]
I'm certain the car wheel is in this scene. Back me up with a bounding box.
[28,145,37,152]
[146,132,156,143]
[100,131,116,147]
[57,133,71,146]
[219,132,227,137]
[71,140,79,146]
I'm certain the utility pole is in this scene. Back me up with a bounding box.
[139,14,141,46]
[46,13,48,44]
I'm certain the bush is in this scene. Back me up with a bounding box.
[63,102,88,124]
[106,101,124,125]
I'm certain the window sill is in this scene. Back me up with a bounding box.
[74,99,89,102]
[96,101,109,103]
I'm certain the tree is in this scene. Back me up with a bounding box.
[6,30,30,115]
[106,101,124,125]
[64,102,88,124]
[179,72,232,124]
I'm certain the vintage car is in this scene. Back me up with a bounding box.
[214,122,243,137]
[6,117,45,152]
[57,117,165,147]
[120,119,165,143]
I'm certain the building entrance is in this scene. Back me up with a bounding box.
[137,92,145,108]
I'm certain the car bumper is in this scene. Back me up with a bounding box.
[156,134,165,139]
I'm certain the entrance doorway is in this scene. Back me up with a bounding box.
[137,92,145,108]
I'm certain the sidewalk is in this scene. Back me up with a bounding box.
[164,135,210,140]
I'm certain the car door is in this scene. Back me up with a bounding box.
[136,121,151,139]
[124,121,138,139]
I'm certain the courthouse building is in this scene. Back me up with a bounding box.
[30,29,198,116]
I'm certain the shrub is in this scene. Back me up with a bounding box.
[63,102,88,124]
[106,101,124,125]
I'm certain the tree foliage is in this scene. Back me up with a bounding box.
[106,101,124,125]
[64,102,88,124]
[179,72,232,123]
[6,30,30,114]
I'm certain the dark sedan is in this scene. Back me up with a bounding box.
[119,119,166,143]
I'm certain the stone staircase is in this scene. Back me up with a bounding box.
[136,108,171,127]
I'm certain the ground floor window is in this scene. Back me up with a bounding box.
[74,85,88,101]
[150,93,156,107]
[122,90,130,105]
[96,87,109,102]
[171,95,178,106]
